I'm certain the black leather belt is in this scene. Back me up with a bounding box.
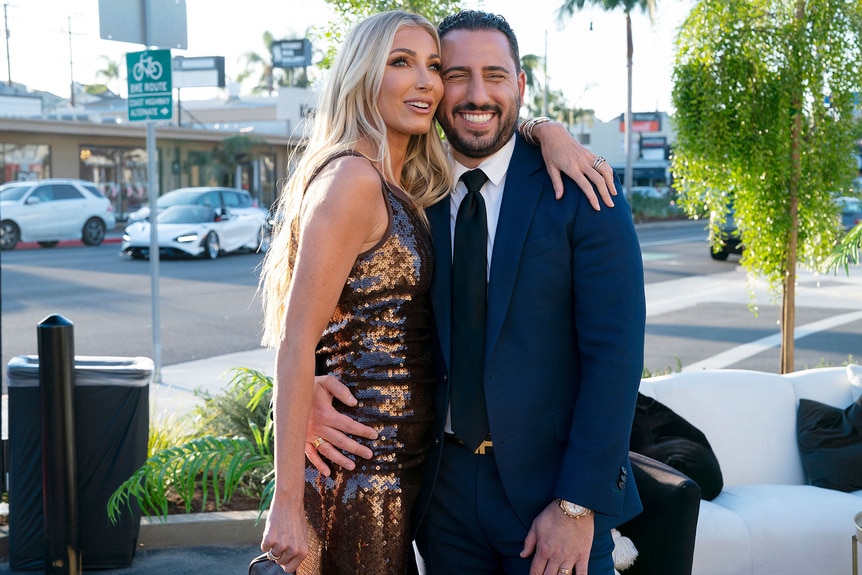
[445,433,494,455]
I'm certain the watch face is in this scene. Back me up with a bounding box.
[559,500,591,517]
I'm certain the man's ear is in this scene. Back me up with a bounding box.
[517,69,526,102]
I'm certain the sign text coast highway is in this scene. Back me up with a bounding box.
[127,49,173,122]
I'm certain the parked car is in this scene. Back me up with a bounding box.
[127,186,265,223]
[708,202,743,261]
[835,196,862,232]
[0,178,116,250]
[121,204,267,260]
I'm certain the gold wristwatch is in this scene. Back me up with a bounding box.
[557,499,593,519]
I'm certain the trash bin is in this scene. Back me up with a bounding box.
[7,355,153,571]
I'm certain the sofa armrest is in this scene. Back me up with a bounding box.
[619,452,701,575]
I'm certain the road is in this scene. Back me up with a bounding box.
[1,221,860,391]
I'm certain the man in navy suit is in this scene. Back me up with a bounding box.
[309,10,645,575]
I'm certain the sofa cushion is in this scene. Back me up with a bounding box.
[698,484,861,575]
[640,371,805,486]
[630,393,723,500]
[797,394,862,492]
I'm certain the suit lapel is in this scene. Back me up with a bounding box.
[428,198,453,370]
[486,137,545,357]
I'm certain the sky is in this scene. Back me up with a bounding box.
[1,0,695,122]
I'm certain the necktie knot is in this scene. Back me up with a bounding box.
[461,169,488,195]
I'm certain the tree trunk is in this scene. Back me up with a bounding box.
[624,10,634,197]
[780,0,807,374]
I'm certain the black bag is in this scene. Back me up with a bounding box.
[249,553,292,575]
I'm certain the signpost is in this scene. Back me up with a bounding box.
[99,0,187,385]
[126,49,173,122]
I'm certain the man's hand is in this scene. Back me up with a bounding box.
[305,375,378,476]
[520,501,594,575]
[532,121,617,209]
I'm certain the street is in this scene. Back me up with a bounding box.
[1,220,861,391]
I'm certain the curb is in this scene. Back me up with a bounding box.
[14,236,123,251]
[0,510,266,558]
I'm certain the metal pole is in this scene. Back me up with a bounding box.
[67,16,75,107]
[37,314,80,575]
[3,3,11,86]
[144,0,162,383]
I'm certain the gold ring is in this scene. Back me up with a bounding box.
[558,568,573,575]
[312,437,328,450]
[266,548,281,562]
[592,156,607,170]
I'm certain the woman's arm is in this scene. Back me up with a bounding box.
[525,118,617,209]
[260,158,388,573]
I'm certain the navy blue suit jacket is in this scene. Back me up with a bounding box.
[413,134,646,535]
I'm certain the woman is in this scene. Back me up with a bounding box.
[259,11,450,575]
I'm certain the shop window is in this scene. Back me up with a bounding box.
[1,143,51,182]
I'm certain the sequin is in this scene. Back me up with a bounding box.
[300,174,436,575]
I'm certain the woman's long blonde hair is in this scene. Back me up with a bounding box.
[260,10,451,348]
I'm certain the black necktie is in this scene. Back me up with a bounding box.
[451,168,490,451]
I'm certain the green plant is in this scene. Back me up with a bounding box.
[642,356,683,379]
[108,368,276,523]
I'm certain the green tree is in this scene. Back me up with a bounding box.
[90,55,121,95]
[557,0,656,196]
[671,0,862,373]
[210,134,268,188]
[319,0,462,67]
[236,30,310,95]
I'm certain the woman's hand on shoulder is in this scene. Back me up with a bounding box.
[531,121,617,210]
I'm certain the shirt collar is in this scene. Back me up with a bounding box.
[450,135,517,189]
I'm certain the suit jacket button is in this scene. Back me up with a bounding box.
[618,480,626,489]
[433,437,440,447]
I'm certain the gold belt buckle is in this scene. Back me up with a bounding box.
[474,439,493,455]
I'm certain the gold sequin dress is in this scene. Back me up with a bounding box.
[300,154,437,575]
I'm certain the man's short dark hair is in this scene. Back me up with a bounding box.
[437,10,521,73]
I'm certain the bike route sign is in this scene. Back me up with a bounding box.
[127,49,173,122]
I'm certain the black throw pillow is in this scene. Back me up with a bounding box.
[797,395,862,492]
[631,393,724,500]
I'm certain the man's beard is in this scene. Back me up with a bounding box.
[437,103,519,159]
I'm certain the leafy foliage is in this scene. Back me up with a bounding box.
[318,0,463,68]
[671,0,862,370]
[108,368,275,523]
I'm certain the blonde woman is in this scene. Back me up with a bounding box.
[259,11,449,575]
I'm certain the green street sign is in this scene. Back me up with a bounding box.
[127,49,173,122]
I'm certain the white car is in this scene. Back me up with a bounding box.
[121,204,267,260]
[127,186,266,223]
[0,178,117,250]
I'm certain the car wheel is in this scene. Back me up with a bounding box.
[0,220,20,250]
[205,231,220,259]
[81,218,106,246]
[710,246,730,261]
[38,241,59,248]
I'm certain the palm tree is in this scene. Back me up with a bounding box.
[557,0,657,195]
[237,31,310,96]
[95,55,122,94]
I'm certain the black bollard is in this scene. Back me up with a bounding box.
[37,315,81,575]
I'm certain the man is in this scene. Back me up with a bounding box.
[309,10,645,575]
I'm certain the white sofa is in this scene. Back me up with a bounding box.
[638,365,862,575]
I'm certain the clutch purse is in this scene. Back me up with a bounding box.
[248,553,292,575]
